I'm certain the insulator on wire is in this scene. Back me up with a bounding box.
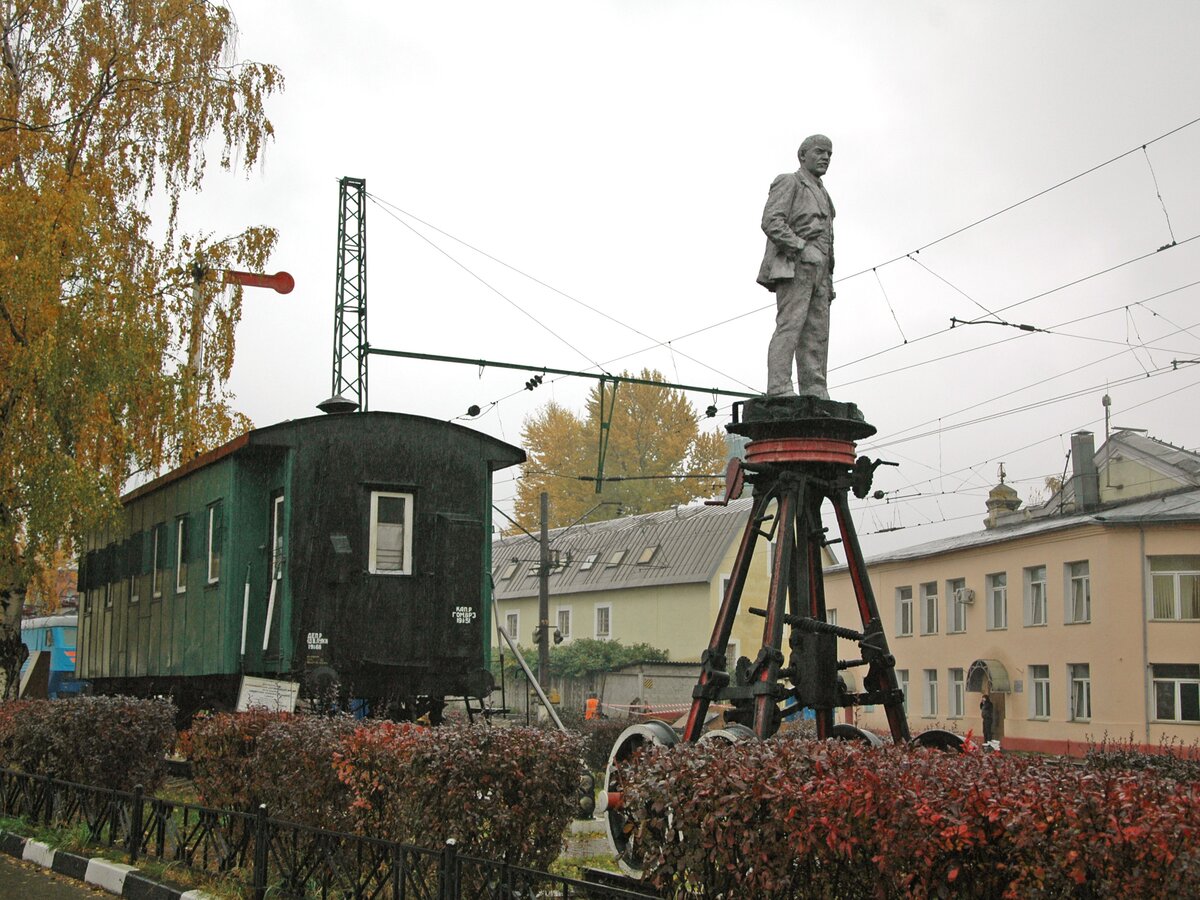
[705,405,718,418]
[467,404,481,417]
[525,374,544,391]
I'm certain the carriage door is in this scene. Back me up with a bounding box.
[263,493,285,657]
[436,513,483,665]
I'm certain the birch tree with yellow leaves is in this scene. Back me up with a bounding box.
[0,0,283,694]
[513,370,730,532]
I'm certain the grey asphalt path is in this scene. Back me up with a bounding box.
[0,851,109,899]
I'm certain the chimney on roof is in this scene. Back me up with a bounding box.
[1070,431,1101,512]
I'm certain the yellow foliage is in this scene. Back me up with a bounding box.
[513,370,729,532]
[0,1,283,605]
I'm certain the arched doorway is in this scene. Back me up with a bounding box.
[966,659,1011,740]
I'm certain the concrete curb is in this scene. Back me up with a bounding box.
[0,829,215,899]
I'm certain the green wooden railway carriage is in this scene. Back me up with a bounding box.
[75,410,525,721]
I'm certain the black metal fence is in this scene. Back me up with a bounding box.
[0,769,657,899]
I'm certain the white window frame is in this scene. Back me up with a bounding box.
[923,669,939,717]
[129,535,140,605]
[498,560,519,580]
[986,572,1007,630]
[1149,556,1200,621]
[151,524,164,598]
[1151,664,1200,723]
[1065,561,1090,623]
[1030,664,1050,719]
[175,517,188,594]
[897,669,909,714]
[504,610,520,641]
[580,553,598,571]
[207,503,222,585]
[948,668,965,718]
[1068,663,1091,721]
[605,549,626,568]
[896,586,913,637]
[920,582,938,635]
[595,604,612,640]
[826,608,838,628]
[556,606,572,640]
[368,491,414,575]
[1024,565,1047,626]
[947,577,967,634]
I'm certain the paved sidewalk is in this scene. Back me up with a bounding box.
[0,831,213,899]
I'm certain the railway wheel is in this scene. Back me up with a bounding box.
[600,720,678,877]
[913,728,967,752]
[829,723,885,747]
[698,723,758,745]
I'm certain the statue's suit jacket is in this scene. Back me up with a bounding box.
[756,169,836,289]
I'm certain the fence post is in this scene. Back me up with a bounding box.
[128,784,144,865]
[440,838,458,900]
[252,803,269,900]
[42,776,54,827]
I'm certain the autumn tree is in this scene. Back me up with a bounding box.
[513,370,729,531]
[0,1,283,694]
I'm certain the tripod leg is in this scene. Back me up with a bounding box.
[832,492,911,742]
[753,485,797,739]
[682,488,774,742]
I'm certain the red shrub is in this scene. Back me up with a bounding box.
[183,708,292,809]
[335,723,584,869]
[0,697,174,792]
[253,715,359,829]
[621,737,1200,899]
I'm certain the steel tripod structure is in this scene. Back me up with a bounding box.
[682,396,909,744]
[600,397,962,877]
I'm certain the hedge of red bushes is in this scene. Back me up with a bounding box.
[621,737,1200,899]
[184,715,583,870]
[0,697,175,792]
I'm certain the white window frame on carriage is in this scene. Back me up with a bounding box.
[368,491,414,575]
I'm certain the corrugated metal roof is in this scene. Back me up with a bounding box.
[854,486,1200,568]
[492,499,751,599]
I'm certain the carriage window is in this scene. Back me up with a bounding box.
[369,491,413,575]
[207,503,223,584]
[151,523,166,598]
[175,517,188,593]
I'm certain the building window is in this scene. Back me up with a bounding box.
[986,572,1007,630]
[499,560,519,580]
[896,586,913,637]
[1152,664,1200,722]
[1149,556,1200,620]
[595,604,612,640]
[897,669,909,714]
[207,503,223,585]
[504,611,519,641]
[175,517,188,594]
[825,608,838,628]
[151,524,165,598]
[923,669,938,717]
[637,545,658,564]
[1068,663,1091,721]
[1065,561,1090,623]
[920,582,938,635]
[1024,565,1047,626]
[369,491,413,575]
[128,533,142,605]
[1030,665,1050,719]
[605,550,626,568]
[949,668,965,718]
[947,577,968,634]
[580,553,598,571]
[557,607,572,640]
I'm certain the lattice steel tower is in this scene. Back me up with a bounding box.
[332,177,368,411]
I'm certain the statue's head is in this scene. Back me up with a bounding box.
[798,134,832,177]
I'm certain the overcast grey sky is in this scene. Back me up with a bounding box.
[190,1,1200,554]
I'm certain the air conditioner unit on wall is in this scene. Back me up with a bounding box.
[955,587,976,604]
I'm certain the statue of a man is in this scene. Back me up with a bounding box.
[757,134,835,398]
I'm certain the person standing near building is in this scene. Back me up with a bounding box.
[980,694,995,744]
[758,134,836,399]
